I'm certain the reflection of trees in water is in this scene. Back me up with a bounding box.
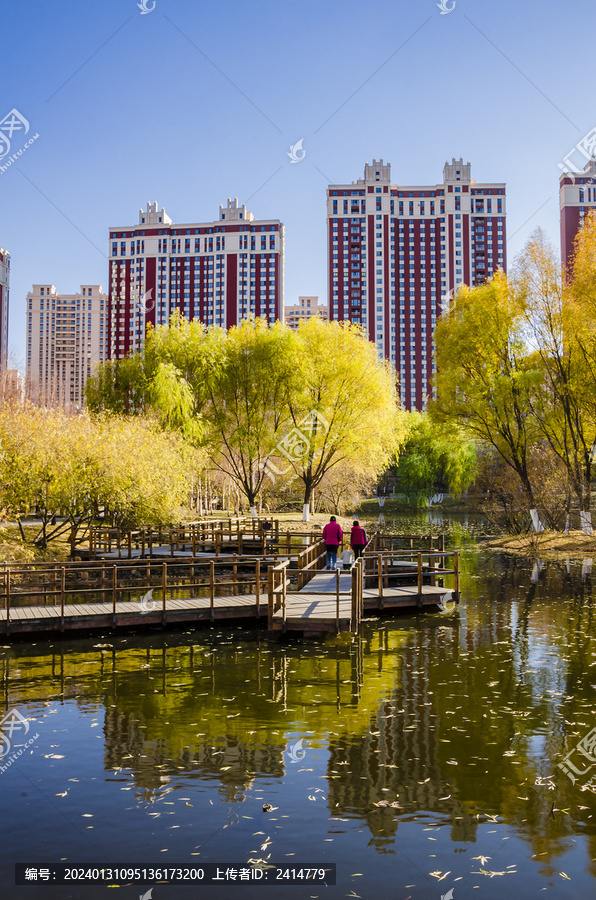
[102,706,288,799]
[327,557,596,865]
[3,553,596,868]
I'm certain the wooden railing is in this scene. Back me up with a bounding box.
[267,559,290,629]
[88,521,320,560]
[0,557,269,625]
[268,558,364,634]
[366,533,445,553]
[295,539,327,589]
[362,550,459,603]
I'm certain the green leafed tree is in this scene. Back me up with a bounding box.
[394,412,477,506]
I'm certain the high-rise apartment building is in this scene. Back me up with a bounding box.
[327,159,506,411]
[108,199,285,359]
[284,295,328,330]
[560,158,596,271]
[0,248,9,370]
[26,284,107,408]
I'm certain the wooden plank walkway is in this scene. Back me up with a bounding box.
[0,594,266,636]
[0,547,460,639]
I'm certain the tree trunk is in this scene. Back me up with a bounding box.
[302,482,313,522]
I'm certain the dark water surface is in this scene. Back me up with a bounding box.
[2,550,596,899]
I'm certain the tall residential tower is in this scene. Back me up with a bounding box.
[108,200,285,359]
[327,158,506,410]
[560,158,596,272]
[26,284,107,408]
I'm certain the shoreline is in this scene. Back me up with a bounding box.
[480,530,596,559]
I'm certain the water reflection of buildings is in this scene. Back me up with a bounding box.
[327,628,479,850]
[3,556,596,870]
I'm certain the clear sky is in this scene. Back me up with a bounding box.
[1,0,593,369]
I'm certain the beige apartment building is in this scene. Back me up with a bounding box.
[26,284,107,408]
[284,295,328,330]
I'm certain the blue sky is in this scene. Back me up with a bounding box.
[1,0,593,369]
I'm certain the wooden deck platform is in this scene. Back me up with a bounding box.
[0,545,460,640]
[0,594,266,636]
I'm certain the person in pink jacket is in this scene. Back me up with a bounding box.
[350,520,367,558]
[322,516,343,570]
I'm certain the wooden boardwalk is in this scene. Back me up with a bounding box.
[0,543,460,639]
[0,593,267,635]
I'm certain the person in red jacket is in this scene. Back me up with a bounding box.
[350,520,367,558]
[322,516,343,570]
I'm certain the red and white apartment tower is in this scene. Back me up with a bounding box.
[108,200,285,358]
[559,158,596,272]
[327,158,506,411]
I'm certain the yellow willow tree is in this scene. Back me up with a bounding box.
[270,318,406,522]
[0,405,200,553]
[204,318,299,516]
[514,224,596,533]
[431,272,542,515]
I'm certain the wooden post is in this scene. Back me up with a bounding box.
[351,564,357,632]
[233,555,238,595]
[439,534,445,568]
[112,566,117,619]
[360,558,364,621]
[238,532,243,556]
[417,552,423,607]
[286,530,290,556]
[267,565,274,630]
[141,529,145,558]
[336,568,340,633]
[209,560,215,621]
[5,568,10,626]
[128,531,132,559]
[215,532,221,557]
[377,553,383,599]
[282,564,287,633]
[162,563,167,624]
[255,558,260,612]
[454,551,460,600]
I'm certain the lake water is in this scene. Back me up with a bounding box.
[2,545,596,899]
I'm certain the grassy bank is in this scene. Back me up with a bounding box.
[482,530,596,558]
